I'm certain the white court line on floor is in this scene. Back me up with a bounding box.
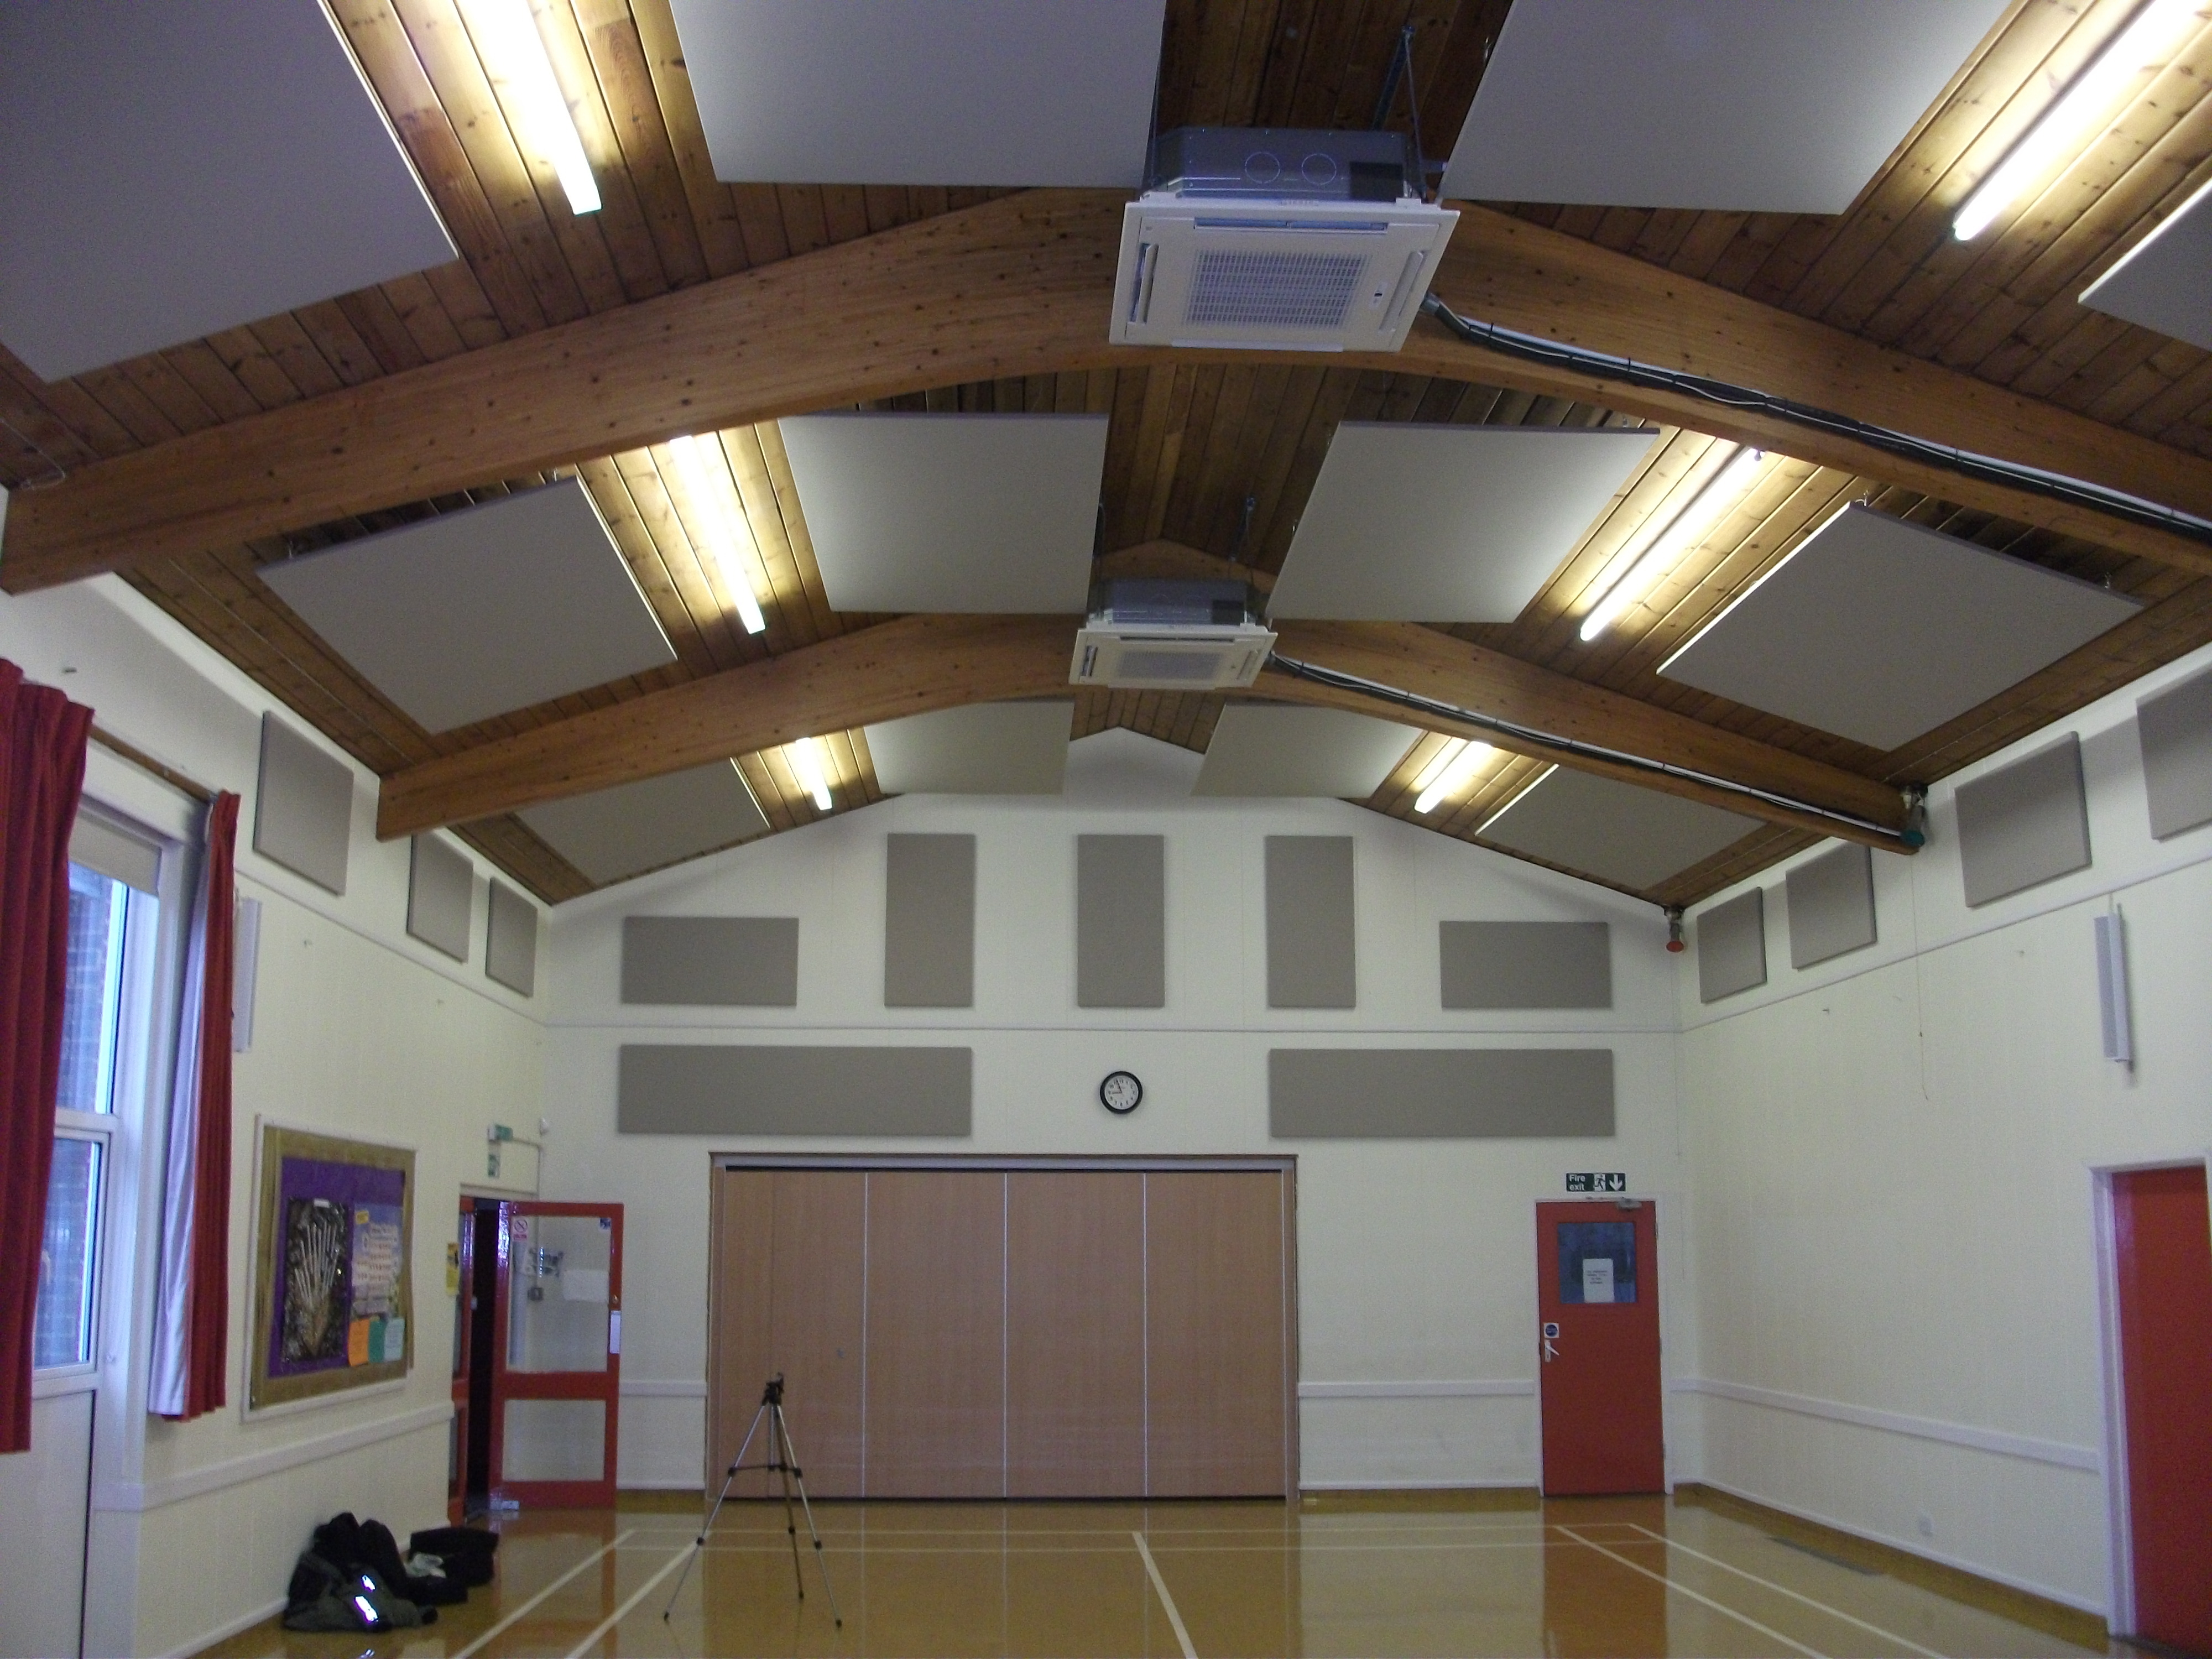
[450,1529,636,1659]
[559,1548,692,1659]
[1629,1524,1952,1659]
[679,1537,1557,1556]
[1132,1531,1199,1659]
[1555,1525,1831,1659]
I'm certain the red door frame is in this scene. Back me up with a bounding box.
[449,1199,474,1524]
[1535,1198,1665,1495]
[488,1201,625,1509]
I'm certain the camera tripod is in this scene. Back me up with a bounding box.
[662,1374,841,1625]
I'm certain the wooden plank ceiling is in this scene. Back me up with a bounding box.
[4,0,2209,909]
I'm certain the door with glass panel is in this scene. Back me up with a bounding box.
[1535,1198,1664,1494]
[489,1201,623,1508]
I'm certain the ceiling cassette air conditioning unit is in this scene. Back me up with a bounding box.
[1110,127,1459,353]
[1071,579,1276,691]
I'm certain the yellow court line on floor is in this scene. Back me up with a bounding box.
[450,1529,637,1659]
[1131,1532,1199,1659]
[1629,1524,1952,1659]
[1554,1525,1831,1659]
[559,1548,692,1659]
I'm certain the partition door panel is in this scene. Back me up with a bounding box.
[865,1171,1007,1495]
[768,1171,867,1496]
[709,1170,774,1495]
[1146,1171,1290,1496]
[1008,1171,1145,1496]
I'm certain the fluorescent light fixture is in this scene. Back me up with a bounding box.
[1475,764,1558,836]
[669,434,767,634]
[1578,445,1767,643]
[471,0,601,216]
[1952,0,2198,241]
[788,738,833,811]
[1413,738,1498,814]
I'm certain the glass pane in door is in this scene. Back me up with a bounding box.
[508,1213,612,1372]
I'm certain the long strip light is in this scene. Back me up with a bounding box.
[1578,445,1767,643]
[1953,0,2199,241]
[669,434,767,634]
[473,0,602,216]
[1475,764,1557,836]
[788,739,833,811]
[1412,738,1496,814]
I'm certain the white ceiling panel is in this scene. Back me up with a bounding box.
[520,763,769,886]
[669,0,1164,187]
[1481,768,1763,891]
[1063,728,1202,805]
[260,480,676,734]
[781,414,1106,613]
[1270,424,1657,622]
[867,702,1073,794]
[1660,504,2141,751]
[2080,175,2212,352]
[0,0,456,382]
[1193,706,1420,798]
[1440,0,2009,212]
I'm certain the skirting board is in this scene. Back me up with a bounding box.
[619,1379,708,1398]
[154,1596,286,1659]
[1674,1376,2098,1471]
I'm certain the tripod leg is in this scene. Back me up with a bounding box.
[663,1402,767,1620]
[773,1407,806,1599]
[774,1405,843,1627]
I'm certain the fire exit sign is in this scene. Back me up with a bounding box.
[1566,1172,1627,1193]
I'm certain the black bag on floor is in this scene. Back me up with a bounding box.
[408,1524,500,1589]
[361,1516,469,1605]
[280,1551,435,1632]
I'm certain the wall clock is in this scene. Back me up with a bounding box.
[1099,1070,1143,1114]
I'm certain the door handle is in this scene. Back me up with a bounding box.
[1542,1338,1559,1363]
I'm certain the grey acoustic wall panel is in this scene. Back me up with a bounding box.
[1194,707,1420,799]
[2081,175,2212,353]
[618,1045,972,1136]
[1266,838,1355,1010]
[1440,922,1611,1009]
[884,834,976,1008]
[260,480,675,733]
[486,880,538,997]
[1786,844,1877,969]
[1077,835,1166,1009]
[2138,666,2212,841]
[1270,1048,1615,1139]
[1660,504,2138,750]
[622,917,799,1007]
[520,761,769,886]
[1697,889,1767,1003]
[1956,735,2091,907]
[1480,766,1762,892]
[406,836,473,963]
[1269,424,1657,622]
[866,701,1072,795]
[252,714,352,895]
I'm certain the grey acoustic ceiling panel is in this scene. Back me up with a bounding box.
[622,917,799,1007]
[519,762,769,887]
[486,880,539,997]
[1440,922,1611,1010]
[1269,424,1657,622]
[1077,835,1166,1009]
[885,834,976,1009]
[406,836,473,963]
[1660,504,2138,751]
[1786,844,1877,969]
[1480,768,1762,892]
[618,1045,972,1136]
[866,702,1072,795]
[252,714,352,895]
[0,0,456,380]
[1441,0,2010,212]
[780,414,1107,613]
[1193,706,1420,798]
[2140,666,2212,841]
[1266,838,1355,1010]
[1955,735,2091,908]
[1269,1048,1615,1139]
[1697,889,1767,1003]
[2081,176,2212,352]
[260,480,676,734]
[667,1,1165,187]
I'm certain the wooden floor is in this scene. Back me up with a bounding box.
[199,1490,2116,1658]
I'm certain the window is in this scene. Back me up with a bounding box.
[59,864,128,1114]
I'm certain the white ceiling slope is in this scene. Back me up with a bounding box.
[1480,766,1762,891]
[669,0,1166,187]
[1441,0,2010,212]
[260,479,676,734]
[2080,175,2212,352]
[1270,424,1657,622]
[782,413,1107,614]
[1660,504,2141,752]
[0,0,456,382]
[520,762,770,886]
[1062,728,1202,805]
[867,702,1074,795]
[1193,706,1420,797]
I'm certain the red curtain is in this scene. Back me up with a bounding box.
[0,660,93,1454]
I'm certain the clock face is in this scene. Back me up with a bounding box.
[1099,1070,1143,1114]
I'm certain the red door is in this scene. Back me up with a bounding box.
[1536,1200,1663,1494]
[490,1202,624,1509]
[2112,1165,2212,1653]
[449,1200,473,1524]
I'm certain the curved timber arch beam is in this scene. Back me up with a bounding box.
[7,194,2212,593]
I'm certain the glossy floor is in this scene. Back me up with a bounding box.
[201,1493,2115,1658]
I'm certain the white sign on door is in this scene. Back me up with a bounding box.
[1582,1257,1615,1303]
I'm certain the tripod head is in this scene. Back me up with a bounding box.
[760,1373,785,1407]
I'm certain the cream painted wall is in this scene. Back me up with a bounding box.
[1676,639,2212,1615]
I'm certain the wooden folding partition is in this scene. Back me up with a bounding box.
[1008,1172,1145,1496]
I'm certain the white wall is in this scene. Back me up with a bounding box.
[0,576,547,1659]
[1674,640,2212,1615]
[538,734,1691,1496]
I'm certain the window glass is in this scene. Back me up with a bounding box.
[1557,1219,1636,1304]
[35,1136,102,1370]
[58,864,129,1114]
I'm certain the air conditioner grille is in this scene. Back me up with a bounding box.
[1112,649,1233,683]
[1185,249,1365,331]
